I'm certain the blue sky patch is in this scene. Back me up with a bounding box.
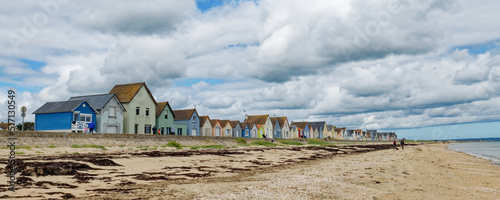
[174,78,227,87]
[454,39,500,55]
[196,0,259,12]
[21,59,46,71]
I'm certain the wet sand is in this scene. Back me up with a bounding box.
[1,143,499,199]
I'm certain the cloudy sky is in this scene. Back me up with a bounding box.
[1,0,500,139]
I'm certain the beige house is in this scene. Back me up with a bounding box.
[219,120,232,137]
[109,82,157,134]
[244,115,273,138]
[199,116,212,136]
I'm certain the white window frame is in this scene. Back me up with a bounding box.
[109,106,116,117]
[80,114,92,123]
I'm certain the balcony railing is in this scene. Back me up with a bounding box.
[71,121,88,132]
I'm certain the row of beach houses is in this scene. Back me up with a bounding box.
[32,82,397,141]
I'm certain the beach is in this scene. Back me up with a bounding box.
[1,142,499,199]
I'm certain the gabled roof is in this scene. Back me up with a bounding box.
[173,109,198,121]
[33,99,97,114]
[270,117,278,127]
[245,115,269,125]
[240,122,248,128]
[109,82,157,104]
[308,121,326,131]
[69,93,125,111]
[276,117,289,128]
[199,116,210,127]
[219,120,230,127]
[210,119,220,127]
[155,102,175,118]
[291,121,308,129]
[229,120,241,128]
[326,125,334,131]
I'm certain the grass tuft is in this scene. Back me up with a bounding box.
[16,152,25,155]
[71,144,107,150]
[35,151,43,154]
[47,145,57,148]
[162,141,182,149]
[235,138,247,145]
[250,140,277,147]
[280,140,303,145]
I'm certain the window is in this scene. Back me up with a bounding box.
[192,116,197,122]
[164,113,168,119]
[73,113,79,121]
[134,124,138,134]
[80,114,92,123]
[146,108,149,116]
[109,106,116,117]
[225,129,230,136]
[145,125,151,134]
[136,107,140,115]
[166,127,172,135]
[177,128,182,135]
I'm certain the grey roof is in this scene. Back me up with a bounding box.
[69,93,123,111]
[33,99,96,114]
[307,121,326,131]
[326,125,334,131]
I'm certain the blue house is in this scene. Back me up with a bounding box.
[172,109,200,136]
[308,121,326,139]
[270,117,281,138]
[241,122,251,138]
[33,99,97,132]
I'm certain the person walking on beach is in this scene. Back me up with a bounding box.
[393,140,398,150]
[400,139,405,150]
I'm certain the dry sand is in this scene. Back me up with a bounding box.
[1,143,499,199]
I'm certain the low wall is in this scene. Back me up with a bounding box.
[0,130,385,147]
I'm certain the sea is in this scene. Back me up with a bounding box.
[448,141,500,166]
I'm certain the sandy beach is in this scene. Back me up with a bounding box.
[1,142,499,199]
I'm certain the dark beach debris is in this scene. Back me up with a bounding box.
[131,149,246,157]
[61,193,76,199]
[16,176,34,186]
[5,160,98,176]
[35,181,78,189]
[85,158,121,166]
[86,188,136,194]
[117,180,136,186]
[73,172,98,183]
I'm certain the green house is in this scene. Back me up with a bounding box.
[155,102,175,135]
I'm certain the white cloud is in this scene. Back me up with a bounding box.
[1,0,500,134]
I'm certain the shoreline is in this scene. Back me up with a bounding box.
[447,142,500,167]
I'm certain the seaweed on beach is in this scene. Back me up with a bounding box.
[5,159,98,176]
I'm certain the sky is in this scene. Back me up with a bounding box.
[1,0,500,140]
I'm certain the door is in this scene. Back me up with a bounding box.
[106,126,118,134]
[192,128,197,136]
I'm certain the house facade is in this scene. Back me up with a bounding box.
[109,82,157,134]
[308,121,326,139]
[199,116,212,136]
[220,120,232,137]
[155,102,175,135]
[230,120,241,137]
[173,109,200,136]
[244,115,273,138]
[174,123,187,135]
[270,117,281,139]
[210,119,222,136]
[69,94,125,134]
[241,122,251,138]
[33,99,97,132]
[291,122,309,138]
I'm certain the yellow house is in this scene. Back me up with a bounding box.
[109,82,157,134]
